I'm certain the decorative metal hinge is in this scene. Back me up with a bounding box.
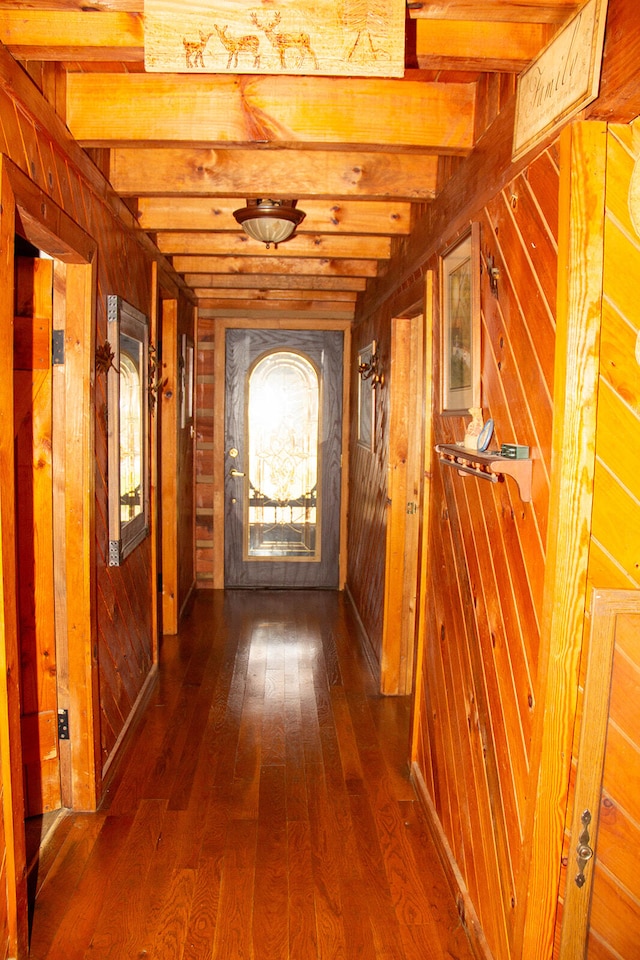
[109,540,121,566]
[58,709,70,741]
[52,329,65,365]
[575,809,594,888]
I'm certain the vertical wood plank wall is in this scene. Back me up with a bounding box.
[0,51,191,784]
[557,118,640,960]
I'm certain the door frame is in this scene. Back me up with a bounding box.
[381,313,424,695]
[0,155,99,956]
[213,318,351,590]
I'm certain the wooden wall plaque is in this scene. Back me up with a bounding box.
[144,0,406,77]
[512,0,608,161]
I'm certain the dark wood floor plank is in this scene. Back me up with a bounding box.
[82,798,167,958]
[287,820,318,960]
[28,590,477,960]
[306,760,349,959]
[253,764,289,960]
[27,814,109,959]
[29,814,135,960]
[181,789,229,960]
[212,818,258,960]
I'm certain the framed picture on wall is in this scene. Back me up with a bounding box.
[106,295,150,565]
[440,223,481,414]
[357,341,376,451]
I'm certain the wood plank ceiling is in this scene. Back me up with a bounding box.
[1,0,580,322]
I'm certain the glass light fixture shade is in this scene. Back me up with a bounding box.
[233,199,306,246]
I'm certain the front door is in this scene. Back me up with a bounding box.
[224,328,343,588]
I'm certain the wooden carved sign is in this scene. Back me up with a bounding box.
[512,0,608,161]
[144,0,405,77]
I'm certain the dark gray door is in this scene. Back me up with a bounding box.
[224,328,343,587]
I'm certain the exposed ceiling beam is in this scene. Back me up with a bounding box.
[3,1,139,9]
[185,275,368,290]
[0,11,143,59]
[198,300,356,320]
[156,232,392,260]
[407,0,579,22]
[415,19,553,71]
[109,148,438,202]
[193,287,359,302]
[172,256,378,277]
[66,74,475,152]
[136,198,413,235]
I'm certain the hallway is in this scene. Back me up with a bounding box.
[27,591,474,960]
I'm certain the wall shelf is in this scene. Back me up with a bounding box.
[435,443,532,503]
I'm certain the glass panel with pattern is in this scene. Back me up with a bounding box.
[119,333,143,524]
[247,350,320,559]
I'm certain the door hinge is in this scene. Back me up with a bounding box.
[57,708,70,741]
[52,329,65,365]
[406,501,418,514]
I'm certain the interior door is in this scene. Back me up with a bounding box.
[14,253,61,817]
[224,328,343,588]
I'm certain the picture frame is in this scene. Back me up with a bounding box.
[357,340,376,451]
[440,223,481,414]
[107,295,150,565]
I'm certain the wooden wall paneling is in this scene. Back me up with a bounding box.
[405,127,562,957]
[444,475,516,957]
[347,317,390,671]
[427,464,512,958]
[0,28,192,803]
[481,190,555,471]
[160,298,178,634]
[0,155,28,960]
[519,121,607,960]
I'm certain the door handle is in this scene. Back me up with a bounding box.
[229,468,245,477]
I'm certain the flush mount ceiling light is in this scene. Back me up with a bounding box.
[233,199,306,248]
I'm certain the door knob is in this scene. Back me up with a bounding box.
[229,468,245,477]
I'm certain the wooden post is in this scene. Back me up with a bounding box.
[519,120,607,960]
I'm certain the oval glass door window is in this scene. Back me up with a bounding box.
[247,350,320,560]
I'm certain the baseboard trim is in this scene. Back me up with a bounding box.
[100,664,159,789]
[344,583,380,681]
[411,761,495,960]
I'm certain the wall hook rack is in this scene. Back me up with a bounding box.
[435,443,532,502]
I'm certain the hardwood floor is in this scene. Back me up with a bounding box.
[28,590,475,960]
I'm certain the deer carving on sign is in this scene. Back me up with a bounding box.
[250,12,318,70]
[183,30,213,68]
[213,24,261,69]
